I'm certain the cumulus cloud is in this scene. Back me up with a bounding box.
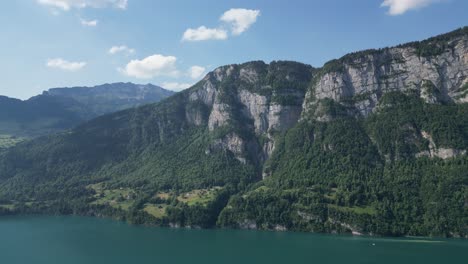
[162,82,193,92]
[220,8,260,35]
[108,45,135,55]
[182,26,228,42]
[46,58,86,71]
[182,8,260,41]
[37,0,128,11]
[80,18,98,26]
[188,65,206,79]
[119,54,180,79]
[381,0,440,15]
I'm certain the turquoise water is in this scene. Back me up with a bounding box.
[0,216,466,264]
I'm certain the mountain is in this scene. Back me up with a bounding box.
[45,82,175,118]
[0,27,467,237]
[0,83,174,138]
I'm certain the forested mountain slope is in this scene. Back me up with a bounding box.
[0,27,467,237]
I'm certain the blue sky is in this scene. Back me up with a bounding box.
[1,0,467,99]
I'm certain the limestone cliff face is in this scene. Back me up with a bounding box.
[182,28,468,170]
[303,29,468,118]
[185,61,313,165]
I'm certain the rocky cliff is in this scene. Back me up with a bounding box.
[185,61,313,166]
[303,27,468,118]
[177,28,468,167]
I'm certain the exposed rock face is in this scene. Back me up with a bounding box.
[268,103,303,133]
[328,218,363,236]
[185,107,205,126]
[274,225,287,231]
[238,219,257,230]
[238,89,269,134]
[303,32,468,117]
[237,90,303,129]
[211,133,247,164]
[208,102,230,130]
[187,61,313,165]
[240,66,261,83]
[188,80,216,107]
[416,131,467,159]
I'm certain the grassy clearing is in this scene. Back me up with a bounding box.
[87,183,136,211]
[143,204,167,218]
[177,187,221,206]
[0,204,15,210]
[155,192,170,200]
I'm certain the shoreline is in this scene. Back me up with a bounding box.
[1,213,466,240]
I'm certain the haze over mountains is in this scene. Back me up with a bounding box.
[0,83,174,137]
[0,27,467,237]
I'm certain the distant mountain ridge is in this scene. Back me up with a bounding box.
[0,82,174,137]
[45,82,174,118]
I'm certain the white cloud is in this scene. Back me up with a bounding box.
[108,45,135,55]
[381,0,439,15]
[182,26,228,42]
[182,8,260,42]
[114,0,127,9]
[80,18,98,26]
[188,65,206,79]
[46,58,86,71]
[37,0,128,11]
[220,8,260,35]
[119,54,179,79]
[162,82,193,92]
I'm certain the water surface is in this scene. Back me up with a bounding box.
[0,216,466,264]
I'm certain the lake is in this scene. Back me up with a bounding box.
[0,216,466,264]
